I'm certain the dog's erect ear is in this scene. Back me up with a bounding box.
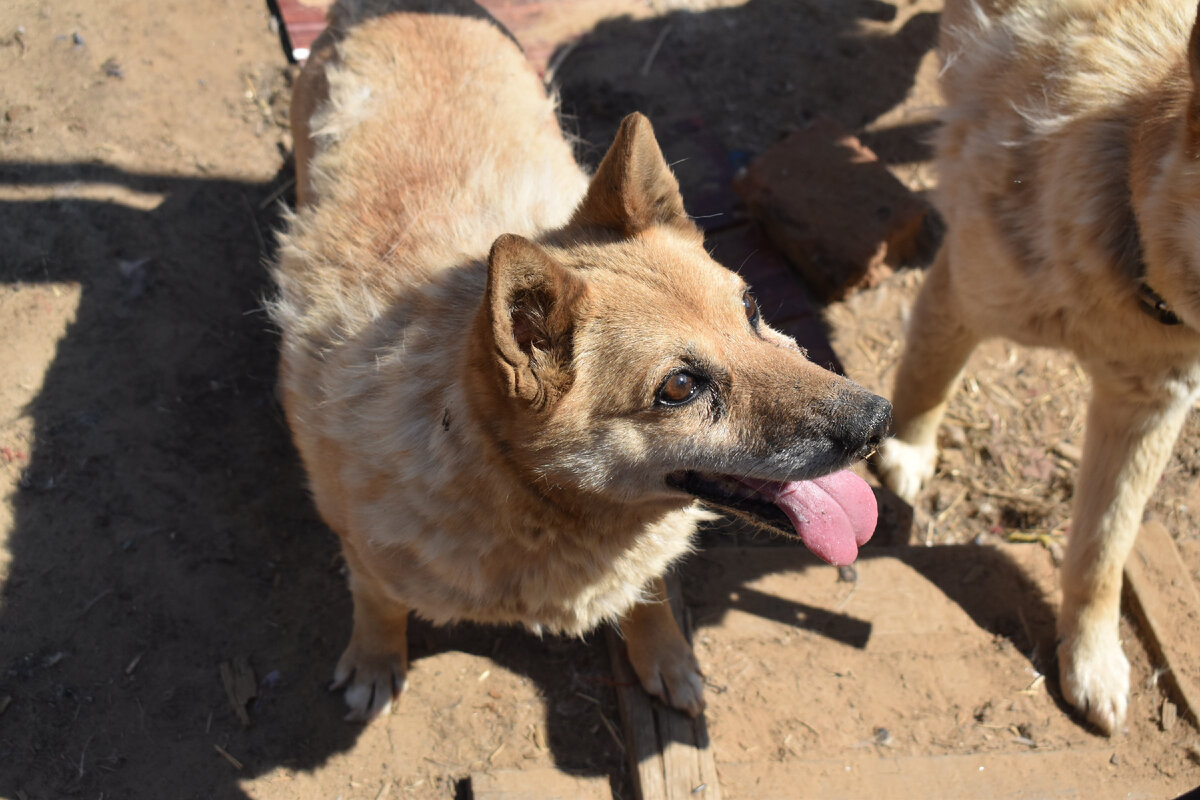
[571,112,700,237]
[1188,0,1200,155]
[485,234,586,408]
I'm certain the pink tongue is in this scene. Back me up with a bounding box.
[747,470,878,566]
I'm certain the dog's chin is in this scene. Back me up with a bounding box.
[665,470,795,537]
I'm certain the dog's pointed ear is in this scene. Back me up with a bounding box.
[571,112,700,238]
[1188,0,1200,155]
[484,234,585,408]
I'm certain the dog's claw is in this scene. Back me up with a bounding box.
[334,643,407,723]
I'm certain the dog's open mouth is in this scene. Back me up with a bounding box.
[666,469,878,566]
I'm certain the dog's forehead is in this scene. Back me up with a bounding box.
[565,229,762,387]
[568,228,745,310]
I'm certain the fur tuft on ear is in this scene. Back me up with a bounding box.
[571,113,700,237]
[484,234,586,408]
[1188,0,1200,155]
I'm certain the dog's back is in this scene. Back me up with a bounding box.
[275,1,587,350]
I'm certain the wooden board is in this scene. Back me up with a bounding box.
[607,575,722,800]
[1124,520,1200,727]
[716,750,1124,800]
[683,544,1195,798]
[469,768,612,800]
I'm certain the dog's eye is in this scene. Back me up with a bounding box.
[657,371,702,406]
[743,291,760,326]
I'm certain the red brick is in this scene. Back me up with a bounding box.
[275,0,330,61]
[733,117,928,302]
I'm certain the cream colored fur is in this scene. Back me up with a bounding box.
[878,0,1200,735]
[272,0,887,722]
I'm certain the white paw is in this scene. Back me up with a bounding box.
[1057,628,1129,736]
[876,437,937,504]
[331,643,407,722]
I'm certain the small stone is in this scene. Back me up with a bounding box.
[1162,699,1178,732]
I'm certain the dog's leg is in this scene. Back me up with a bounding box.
[619,576,705,717]
[331,561,410,722]
[877,248,981,502]
[1057,377,1192,735]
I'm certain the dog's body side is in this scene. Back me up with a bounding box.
[879,0,1200,734]
[274,0,889,721]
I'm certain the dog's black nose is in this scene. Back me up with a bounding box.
[863,393,892,451]
[822,389,892,460]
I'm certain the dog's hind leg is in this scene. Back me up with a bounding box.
[877,248,982,503]
[331,553,411,722]
[619,576,705,717]
[1057,373,1194,735]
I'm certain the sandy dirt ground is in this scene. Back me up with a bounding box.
[2,0,1199,798]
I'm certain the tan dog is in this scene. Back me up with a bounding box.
[878,0,1200,735]
[271,0,891,721]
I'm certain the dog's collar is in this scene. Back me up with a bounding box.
[1125,201,1184,326]
[1124,156,1184,327]
[1135,279,1183,326]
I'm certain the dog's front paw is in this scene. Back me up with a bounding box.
[331,642,407,722]
[627,635,706,717]
[1057,628,1129,736]
[876,437,937,504]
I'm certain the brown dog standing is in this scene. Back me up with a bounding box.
[272,0,890,721]
[879,0,1200,735]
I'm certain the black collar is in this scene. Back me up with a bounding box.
[1126,200,1183,326]
[1135,279,1183,326]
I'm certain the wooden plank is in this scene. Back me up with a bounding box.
[684,545,1192,798]
[1124,520,1200,726]
[717,750,1122,800]
[661,575,721,800]
[607,573,722,800]
[608,628,667,800]
[469,768,612,800]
